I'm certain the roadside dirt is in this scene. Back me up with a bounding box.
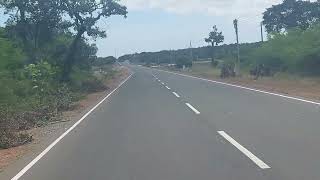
[161,66,320,102]
[221,75,320,101]
[0,66,131,173]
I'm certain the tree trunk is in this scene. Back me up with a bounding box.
[61,28,85,81]
[211,43,216,66]
[17,5,28,46]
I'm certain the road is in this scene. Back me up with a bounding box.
[6,65,320,180]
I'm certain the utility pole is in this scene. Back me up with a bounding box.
[114,48,117,58]
[233,19,240,76]
[260,22,264,42]
[189,41,193,62]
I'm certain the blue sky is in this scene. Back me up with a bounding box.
[1,0,281,57]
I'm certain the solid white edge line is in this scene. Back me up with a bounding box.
[185,103,200,114]
[218,131,271,169]
[172,92,180,98]
[11,74,134,180]
[165,86,171,90]
[150,68,320,106]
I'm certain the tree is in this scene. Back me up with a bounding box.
[263,0,320,33]
[1,0,62,61]
[60,0,127,81]
[205,25,224,66]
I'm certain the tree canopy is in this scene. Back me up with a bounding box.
[1,0,62,60]
[263,0,320,33]
[205,25,224,64]
[0,0,128,80]
[59,0,127,80]
[205,25,224,47]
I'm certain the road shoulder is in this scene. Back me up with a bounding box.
[153,66,320,104]
[0,66,131,178]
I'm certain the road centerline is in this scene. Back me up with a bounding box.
[185,103,200,114]
[172,92,180,98]
[218,131,271,169]
[165,86,171,90]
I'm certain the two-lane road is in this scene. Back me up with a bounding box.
[4,65,320,180]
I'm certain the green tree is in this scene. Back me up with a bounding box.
[205,25,224,66]
[1,0,62,60]
[263,0,320,33]
[60,0,127,81]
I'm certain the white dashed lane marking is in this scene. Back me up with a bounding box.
[218,131,271,169]
[172,92,180,98]
[185,103,200,115]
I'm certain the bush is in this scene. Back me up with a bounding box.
[81,77,107,93]
[0,32,25,71]
[211,60,218,67]
[0,61,77,149]
[0,106,33,149]
[220,61,235,78]
[0,131,32,149]
[247,25,320,75]
[70,68,107,93]
[175,56,192,69]
[0,20,103,149]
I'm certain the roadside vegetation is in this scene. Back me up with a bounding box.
[0,0,127,149]
[121,0,320,78]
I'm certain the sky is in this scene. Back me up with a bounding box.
[96,0,282,57]
[0,0,282,57]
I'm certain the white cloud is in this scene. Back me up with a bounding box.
[121,0,282,18]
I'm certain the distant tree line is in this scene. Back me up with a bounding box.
[92,56,117,66]
[118,42,261,67]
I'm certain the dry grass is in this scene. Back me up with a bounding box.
[162,63,320,101]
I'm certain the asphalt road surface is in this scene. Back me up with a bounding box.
[6,65,320,180]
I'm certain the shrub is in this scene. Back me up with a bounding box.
[175,56,192,69]
[247,25,320,75]
[0,130,32,149]
[70,69,107,93]
[211,60,218,67]
[0,106,33,149]
[81,77,107,93]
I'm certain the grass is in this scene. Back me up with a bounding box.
[190,63,320,82]
[188,63,220,78]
